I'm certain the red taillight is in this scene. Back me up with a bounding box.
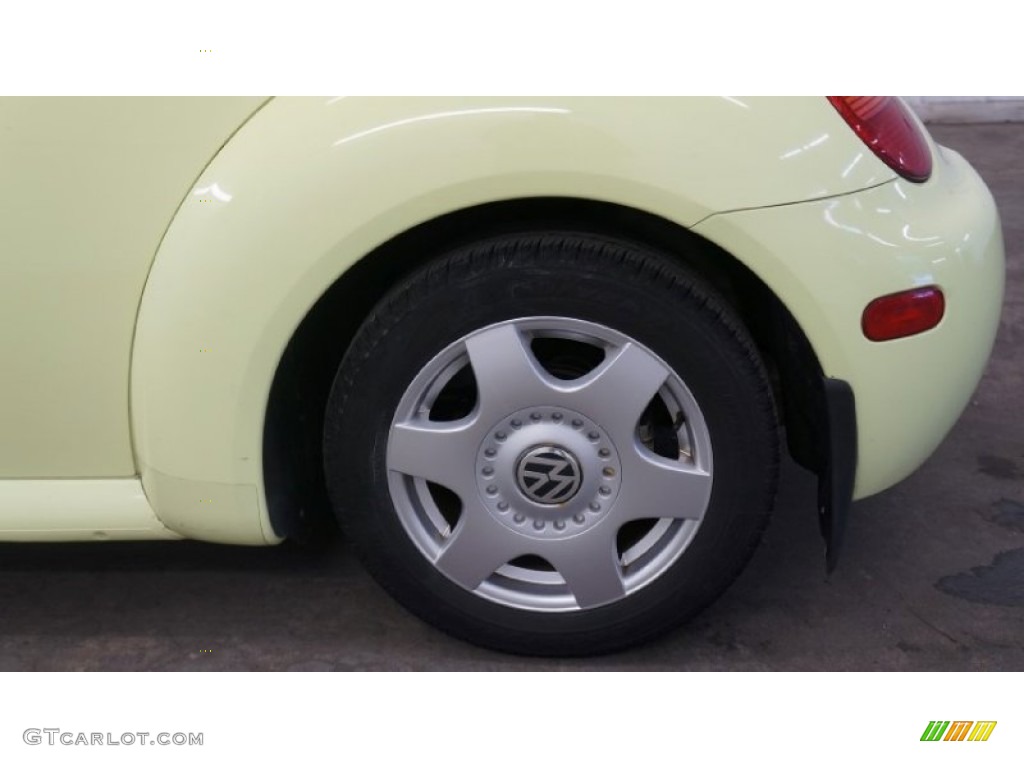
[862,286,945,342]
[827,96,932,182]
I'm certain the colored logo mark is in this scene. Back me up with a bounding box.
[921,721,997,742]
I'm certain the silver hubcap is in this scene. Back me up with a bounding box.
[387,317,713,612]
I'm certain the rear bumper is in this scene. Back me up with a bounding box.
[694,144,1005,500]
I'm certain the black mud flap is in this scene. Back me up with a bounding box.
[819,379,857,573]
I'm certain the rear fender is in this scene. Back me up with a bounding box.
[130,96,889,544]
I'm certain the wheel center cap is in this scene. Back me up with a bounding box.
[475,406,621,539]
[515,446,582,505]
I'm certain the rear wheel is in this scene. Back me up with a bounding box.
[323,233,778,655]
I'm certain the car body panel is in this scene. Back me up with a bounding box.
[694,145,1004,498]
[0,97,267,478]
[129,96,896,544]
[0,97,1000,546]
[0,479,179,541]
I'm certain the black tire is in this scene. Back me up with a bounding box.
[323,232,779,656]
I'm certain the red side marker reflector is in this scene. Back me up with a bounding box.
[862,286,945,342]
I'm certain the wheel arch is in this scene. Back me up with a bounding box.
[262,197,832,541]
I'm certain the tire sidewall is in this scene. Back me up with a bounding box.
[324,235,777,654]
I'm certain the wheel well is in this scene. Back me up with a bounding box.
[262,198,828,541]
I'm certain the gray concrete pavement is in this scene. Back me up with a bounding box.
[0,124,1020,671]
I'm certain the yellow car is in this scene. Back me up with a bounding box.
[0,97,1004,655]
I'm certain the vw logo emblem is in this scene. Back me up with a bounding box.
[515,446,582,505]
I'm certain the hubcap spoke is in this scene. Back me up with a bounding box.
[614,449,712,523]
[541,532,626,609]
[435,509,525,591]
[387,418,481,498]
[465,324,553,417]
[570,342,670,442]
